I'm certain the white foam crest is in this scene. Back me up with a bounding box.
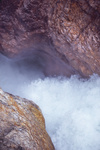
[2,75,100,150]
[0,54,100,150]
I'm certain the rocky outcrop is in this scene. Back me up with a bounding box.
[48,0,100,77]
[0,0,78,77]
[0,0,48,56]
[0,88,55,150]
[0,0,100,77]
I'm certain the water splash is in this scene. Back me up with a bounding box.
[0,54,100,150]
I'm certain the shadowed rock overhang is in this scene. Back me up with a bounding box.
[0,0,100,77]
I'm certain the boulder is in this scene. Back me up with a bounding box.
[0,88,55,150]
[0,0,100,77]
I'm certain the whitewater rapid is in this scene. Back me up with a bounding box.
[0,54,100,150]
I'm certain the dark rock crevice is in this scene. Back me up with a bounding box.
[0,0,100,77]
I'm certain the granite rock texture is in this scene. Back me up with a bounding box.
[0,88,55,150]
[48,0,100,77]
[0,0,100,77]
[0,0,48,56]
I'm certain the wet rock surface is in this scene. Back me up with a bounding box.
[48,0,100,77]
[0,0,48,56]
[0,88,55,150]
[0,0,100,77]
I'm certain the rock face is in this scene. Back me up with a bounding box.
[48,0,100,77]
[0,0,48,56]
[0,0,100,77]
[0,88,55,150]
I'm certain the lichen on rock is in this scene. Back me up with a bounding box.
[0,88,55,150]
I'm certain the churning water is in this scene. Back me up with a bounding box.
[0,54,100,150]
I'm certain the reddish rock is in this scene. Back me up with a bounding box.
[0,88,55,150]
[0,0,100,77]
[0,0,48,56]
[48,0,100,77]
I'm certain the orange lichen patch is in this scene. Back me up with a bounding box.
[6,97,45,140]
[28,104,45,128]
[0,103,10,116]
[0,103,5,111]
[8,96,25,116]
[0,88,54,149]
[13,121,19,126]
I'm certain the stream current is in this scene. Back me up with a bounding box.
[0,53,100,150]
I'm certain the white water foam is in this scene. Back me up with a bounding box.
[0,54,100,150]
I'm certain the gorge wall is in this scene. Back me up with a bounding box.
[0,0,100,149]
[0,0,100,77]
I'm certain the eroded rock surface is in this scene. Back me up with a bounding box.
[48,0,100,77]
[0,0,100,77]
[0,0,48,56]
[0,88,55,150]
